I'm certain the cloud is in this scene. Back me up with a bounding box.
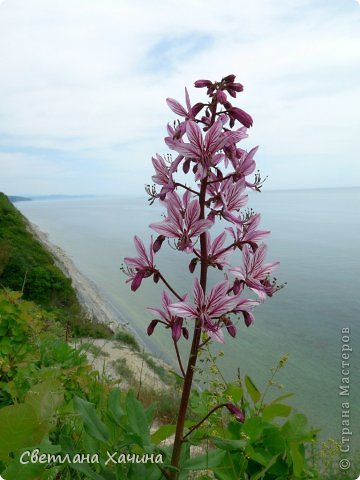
[0,0,359,194]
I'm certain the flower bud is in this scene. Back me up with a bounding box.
[182,327,189,340]
[223,317,236,338]
[147,319,159,336]
[153,235,165,253]
[194,79,212,88]
[225,403,245,422]
[131,271,144,291]
[243,311,254,327]
[183,159,191,174]
[189,258,198,273]
[229,107,253,128]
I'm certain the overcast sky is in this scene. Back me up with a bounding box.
[0,0,359,195]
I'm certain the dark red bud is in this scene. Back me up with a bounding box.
[222,74,236,83]
[226,403,245,422]
[182,327,189,340]
[183,159,191,174]
[189,258,198,273]
[131,272,144,291]
[230,107,253,128]
[243,311,254,327]
[223,317,236,338]
[153,271,160,283]
[147,319,159,336]
[153,235,165,253]
[194,79,212,88]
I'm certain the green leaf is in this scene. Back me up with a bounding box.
[270,393,294,404]
[262,403,292,422]
[213,437,246,451]
[0,403,48,461]
[242,417,263,441]
[281,414,308,441]
[25,379,64,424]
[224,382,243,403]
[145,403,157,425]
[107,388,124,425]
[244,375,261,404]
[182,449,226,471]
[290,442,304,476]
[245,445,273,467]
[73,396,109,443]
[263,427,286,453]
[249,454,279,480]
[151,424,176,444]
[126,390,150,446]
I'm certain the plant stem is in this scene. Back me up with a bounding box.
[169,179,208,479]
[183,403,228,441]
[173,339,186,377]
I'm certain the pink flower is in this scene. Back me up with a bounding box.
[166,87,204,120]
[124,236,156,291]
[169,278,238,343]
[229,244,279,300]
[151,154,176,200]
[207,176,248,225]
[150,191,213,253]
[169,120,227,180]
[194,231,230,270]
[147,291,188,342]
[226,213,270,251]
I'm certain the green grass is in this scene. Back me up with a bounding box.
[113,329,140,351]
[0,193,112,339]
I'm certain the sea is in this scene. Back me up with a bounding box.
[16,188,360,447]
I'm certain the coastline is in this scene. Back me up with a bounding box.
[26,220,173,391]
[28,221,124,332]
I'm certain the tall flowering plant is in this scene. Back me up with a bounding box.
[122,74,281,478]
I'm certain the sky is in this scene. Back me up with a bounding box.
[0,0,359,195]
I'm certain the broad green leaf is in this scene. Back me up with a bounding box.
[245,445,273,467]
[250,454,279,480]
[281,414,308,441]
[224,382,243,403]
[263,427,286,453]
[290,442,304,476]
[73,396,109,443]
[25,379,64,424]
[2,440,61,480]
[262,403,292,422]
[242,417,263,441]
[244,375,261,404]
[0,403,48,461]
[151,424,176,444]
[107,388,124,425]
[182,449,226,470]
[126,390,150,446]
[213,437,246,451]
[145,403,157,425]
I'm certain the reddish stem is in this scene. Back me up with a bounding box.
[169,178,208,478]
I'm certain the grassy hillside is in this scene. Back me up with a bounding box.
[0,192,111,338]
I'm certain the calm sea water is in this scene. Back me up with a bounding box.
[16,188,360,445]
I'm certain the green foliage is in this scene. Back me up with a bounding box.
[0,193,112,339]
[114,329,140,351]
